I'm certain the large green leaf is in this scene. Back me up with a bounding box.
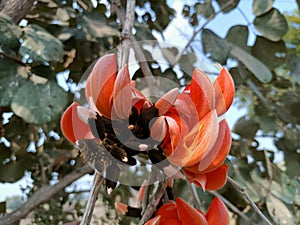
[19,24,64,63]
[11,81,68,124]
[252,0,274,16]
[202,29,231,65]
[230,45,273,83]
[232,116,260,138]
[77,13,119,40]
[216,0,240,13]
[252,36,286,70]
[226,25,249,51]
[266,195,296,225]
[0,13,21,50]
[0,58,28,106]
[254,8,288,41]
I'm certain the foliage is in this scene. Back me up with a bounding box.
[0,0,299,224]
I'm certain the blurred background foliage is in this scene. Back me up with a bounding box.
[0,0,299,224]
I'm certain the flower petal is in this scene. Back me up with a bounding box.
[150,116,167,142]
[173,110,219,167]
[190,69,215,120]
[155,88,178,116]
[184,164,228,191]
[145,216,161,225]
[185,120,231,173]
[156,201,179,221]
[60,102,93,143]
[112,65,132,119]
[87,54,117,119]
[213,68,235,116]
[205,197,229,225]
[176,198,208,225]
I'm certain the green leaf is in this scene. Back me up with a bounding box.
[11,81,68,124]
[230,45,273,83]
[19,24,64,63]
[0,58,28,106]
[266,195,296,225]
[78,13,119,39]
[252,36,286,70]
[194,2,215,19]
[0,13,21,50]
[233,116,260,138]
[202,29,231,64]
[254,8,288,41]
[226,25,249,51]
[179,51,197,75]
[216,0,240,13]
[252,0,274,16]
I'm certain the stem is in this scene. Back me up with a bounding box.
[227,176,273,225]
[187,182,201,209]
[119,0,136,68]
[138,180,168,225]
[0,165,93,225]
[172,0,236,66]
[79,173,104,225]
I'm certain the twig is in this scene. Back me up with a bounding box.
[0,50,28,67]
[119,0,136,67]
[210,191,258,225]
[0,165,93,225]
[187,182,201,209]
[227,176,273,225]
[79,173,105,225]
[138,180,168,225]
[172,0,236,66]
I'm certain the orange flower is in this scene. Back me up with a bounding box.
[161,68,234,190]
[145,197,229,225]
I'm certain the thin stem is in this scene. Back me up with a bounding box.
[187,182,201,209]
[79,173,104,225]
[119,0,136,68]
[227,176,273,225]
[172,0,236,66]
[138,180,168,225]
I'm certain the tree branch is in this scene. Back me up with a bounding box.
[227,176,273,225]
[79,173,104,225]
[0,0,35,24]
[0,165,93,225]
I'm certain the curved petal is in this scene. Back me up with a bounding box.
[155,88,178,116]
[115,202,128,215]
[88,54,117,119]
[171,110,219,167]
[60,102,93,143]
[184,164,228,191]
[185,120,231,173]
[150,116,167,142]
[145,216,161,225]
[190,69,215,120]
[174,93,199,129]
[213,68,235,116]
[205,197,229,225]
[156,201,179,222]
[176,198,208,225]
[112,65,132,119]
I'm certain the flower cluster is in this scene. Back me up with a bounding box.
[61,53,234,192]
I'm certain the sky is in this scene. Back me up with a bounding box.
[0,0,298,202]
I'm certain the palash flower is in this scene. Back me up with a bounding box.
[144,197,229,225]
[160,68,235,191]
[60,53,235,192]
[60,54,178,191]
